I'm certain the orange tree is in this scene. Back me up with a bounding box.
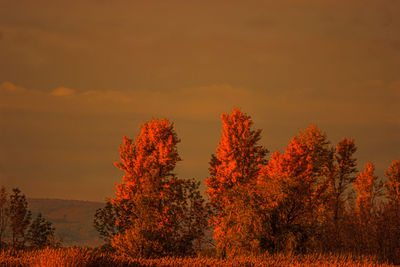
[205,108,268,256]
[258,126,331,253]
[384,160,400,208]
[377,160,400,263]
[108,118,209,258]
[296,128,359,252]
[353,162,382,217]
[349,162,383,254]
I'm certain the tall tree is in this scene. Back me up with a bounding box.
[110,118,209,257]
[205,108,268,256]
[297,125,335,223]
[331,138,357,223]
[112,119,181,231]
[298,125,332,178]
[351,162,383,254]
[26,213,55,249]
[9,188,31,249]
[378,160,400,263]
[0,186,9,250]
[259,135,327,252]
[297,125,334,223]
[353,162,382,217]
[384,160,400,207]
[324,138,357,251]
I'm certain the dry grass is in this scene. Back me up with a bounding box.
[0,248,395,267]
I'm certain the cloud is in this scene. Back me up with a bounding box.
[0,82,252,120]
[1,81,399,126]
[0,81,26,92]
[51,87,76,96]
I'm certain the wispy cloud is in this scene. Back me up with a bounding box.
[1,80,398,125]
[51,87,76,96]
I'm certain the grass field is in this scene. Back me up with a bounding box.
[0,248,394,267]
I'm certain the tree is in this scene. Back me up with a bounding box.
[213,184,268,255]
[259,135,326,252]
[26,213,55,249]
[0,186,9,250]
[205,108,268,256]
[257,125,342,253]
[94,200,117,244]
[320,138,358,251]
[296,125,337,222]
[350,162,383,254]
[353,162,382,217]
[330,138,357,226]
[110,118,209,257]
[384,160,400,207]
[297,125,332,178]
[176,179,211,252]
[112,119,181,231]
[377,160,400,263]
[9,188,31,249]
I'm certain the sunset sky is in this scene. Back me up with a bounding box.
[0,0,399,202]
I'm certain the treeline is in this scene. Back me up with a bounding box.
[94,108,400,264]
[0,187,57,250]
[205,109,400,262]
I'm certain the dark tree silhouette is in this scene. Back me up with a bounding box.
[0,186,9,250]
[94,200,117,244]
[27,213,55,249]
[9,188,31,249]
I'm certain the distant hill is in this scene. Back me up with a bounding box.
[28,198,105,247]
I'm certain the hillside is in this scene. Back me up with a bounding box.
[28,198,105,247]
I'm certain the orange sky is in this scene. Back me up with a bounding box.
[0,0,399,201]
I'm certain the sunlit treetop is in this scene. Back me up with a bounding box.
[113,118,180,200]
[353,162,382,215]
[206,108,268,207]
[384,160,400,204]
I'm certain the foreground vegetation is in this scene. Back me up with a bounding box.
[0,248,395,267]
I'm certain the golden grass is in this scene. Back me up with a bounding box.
[0,248,395,267]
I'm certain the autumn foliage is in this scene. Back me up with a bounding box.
[258,134,328,252]
[205,108,268,256]
[353,162,382,216]
[204,109,399,263]
[99,118,209,258]
[89,109,400,263]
